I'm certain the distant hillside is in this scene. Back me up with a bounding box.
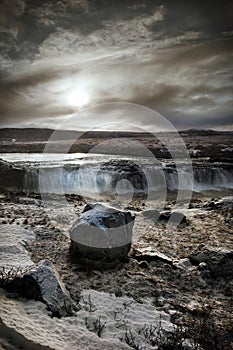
[179,129,223,136]
[0,128,232,143]
[0,128,72,142]
[0,128,232,160]
[0,128,152,142]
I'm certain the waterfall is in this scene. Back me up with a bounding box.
[22,164,233,196]
[193,167,233,191]
[23,168,39,193]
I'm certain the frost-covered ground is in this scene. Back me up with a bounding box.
[0,288,175,350]
[0,192,232,349]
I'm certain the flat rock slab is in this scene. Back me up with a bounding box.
[131,247,173,265]
[0,224,35,271]
[189,244,233,278]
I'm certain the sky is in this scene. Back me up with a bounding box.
[0,0,233,131]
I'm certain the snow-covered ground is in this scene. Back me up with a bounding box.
[0,288,175,350]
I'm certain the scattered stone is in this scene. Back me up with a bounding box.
[7,260,78,318]
[131,247,173,265]
[173,258,194,271]
[160,211,187,225]
[70,203,135,262]
[0,315,56,350]
[198,262,208,270]
[142,209,186,226]
[204,196,233,211]
[138,260,150,269]
[189,244,233,278]
[197,262,211,278]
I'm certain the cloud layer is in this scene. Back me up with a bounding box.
[0,0,232,130]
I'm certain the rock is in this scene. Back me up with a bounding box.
[197,262,211,278]
[7,260,77,318]
[160,211,187,225]
[0,227,77,318]
[138,260,150,269]
[198,262,208,270]
[204,197,233,211]
[0,159,25,192]
[70,203,135,262]
[189,244,233,278]
[142,209,186,226]
[173,258,194,271]
[131,247,173,265]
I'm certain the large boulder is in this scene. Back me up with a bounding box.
[70,203,135,262]
[6,260,77,317]
[189,244,233,278]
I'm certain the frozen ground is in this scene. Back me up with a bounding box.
[0,191,232,349]
[0,288,175,350]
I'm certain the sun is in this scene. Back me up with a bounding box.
[67,89,89,107]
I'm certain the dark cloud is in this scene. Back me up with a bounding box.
[0,0,232,129]
[0,64,80,90]
[170,111,233,130]
[116,84,182,110]
[149,0,233,39]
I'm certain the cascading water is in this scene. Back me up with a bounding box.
[21,163,233,196]
[23,165,116,196]
[193,167,233,191]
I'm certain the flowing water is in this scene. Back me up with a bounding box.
[1,153,233,196]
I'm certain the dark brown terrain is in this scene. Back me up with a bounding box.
[0,128,232,161]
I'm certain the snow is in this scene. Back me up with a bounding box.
[0,225,35,271]
[0,288,174,350]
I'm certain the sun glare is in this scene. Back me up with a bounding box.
[67,89,89,107]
